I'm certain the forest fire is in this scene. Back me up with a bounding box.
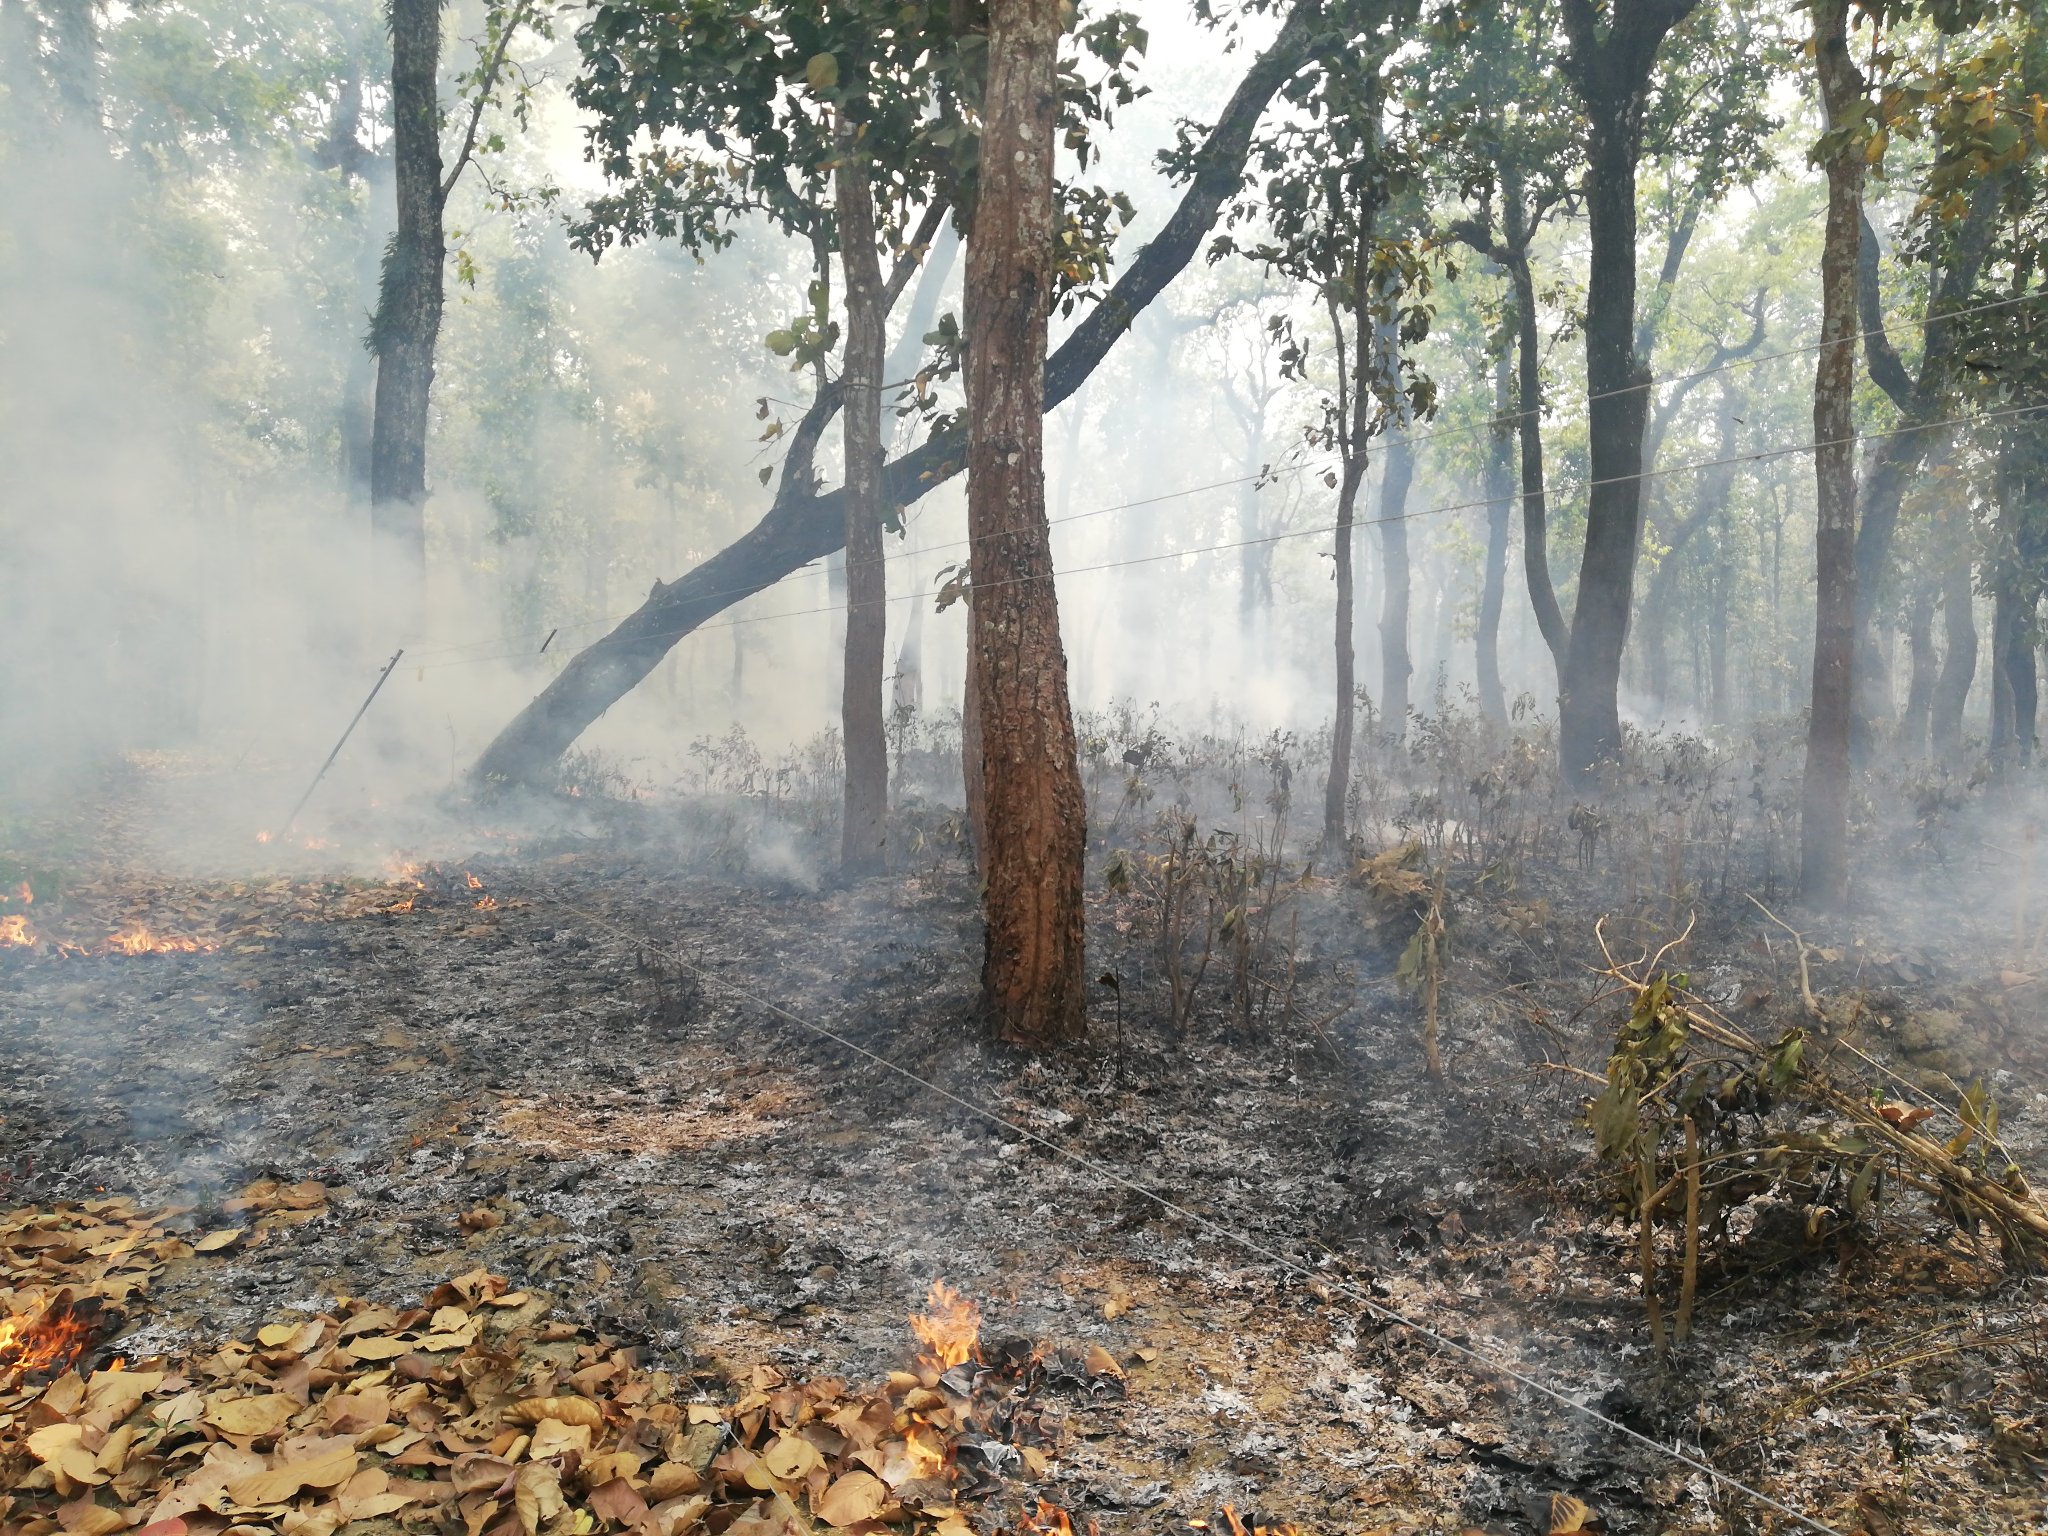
[103,925,215,955]
[0,1295,95,1390]
[911,1279,983,1373]
[0,913,32,947]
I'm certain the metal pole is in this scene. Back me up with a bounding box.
[282,649,405,833]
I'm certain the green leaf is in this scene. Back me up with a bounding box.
[805,52,838,90]
[764,329,798,357]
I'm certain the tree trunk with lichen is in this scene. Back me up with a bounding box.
[965,0,1087,1047]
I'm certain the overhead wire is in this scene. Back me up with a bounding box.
[520,879,1846,1536]
[410,393,2048,675]
[389,286,2048,670]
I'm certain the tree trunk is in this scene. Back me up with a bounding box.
[1378,427,1413,738]
[1556,109,1647,780]
[1931,546,1977,755]
[965,0,1087,1047]
[1556,0,1695,784]
[1504,209,1568,672]
[1899,577,1937,755]
[1850,176,2003,742]
[835,135,889,876]
[1325,446,1365,852]
[1801,0,1863,908]
[369,0,446,632]
[468,4,1319,790]
[1477,342,1513,724]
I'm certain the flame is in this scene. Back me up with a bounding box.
[104,926,215,956]
[0,1296,95,1387]
[473,895,499,910]
[11,880,32,905]
[255,829,274,844]
[1016,1502,1098,1536]
[910,1280,982,1373]
[904,1421,948,1480]
[1,913,34,948]
[465,873,484,890]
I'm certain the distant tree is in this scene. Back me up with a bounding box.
[368,0,548,632]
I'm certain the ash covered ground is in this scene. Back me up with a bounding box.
[4,748,2048,1535]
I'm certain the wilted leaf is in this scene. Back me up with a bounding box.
[224,1439,358,1506]
[192,1228,244,1253]
[1548,1493,1596,1534]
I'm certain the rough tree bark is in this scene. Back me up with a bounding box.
[368,0,446,625]
[469,2,1322,789]
[834,123,889,876]
[964,0,1088,1047]
[1556,0,1698,784]
[1802,0,1863,908]
[1476,340,1513,724]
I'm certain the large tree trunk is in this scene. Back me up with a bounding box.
[1556,0,1696,784]
[835,136,889,876]
[368,0,446,631]
[1477,342,1513,724]
[1931,545,1977,755]
[469,3,1319,790]
[966,0,1087,1047]
[1801,0,1863,908]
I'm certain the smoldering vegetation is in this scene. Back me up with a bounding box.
[4,4,2048,1536]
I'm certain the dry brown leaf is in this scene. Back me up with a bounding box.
[526,1418,592,1461]
[588,1476,650,1527]
[814,1470,887,1528]
[191,1230,244,1254]
[450,1452,516,1496]
[202,1395,296,1439]
[513,1460,565,1536]
[507,1395,603,1430]
[342,1335,412,1362]
[55,1494,129,1536]
[223,1440,358,1507]
[755,1433,822,1485]
[646,1463,701,1500]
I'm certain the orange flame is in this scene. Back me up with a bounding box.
[1,914,34,948]
[104,926,215,956]
[11,881,32,905]
[910,1280,982,1373]
[255,829,274,844]
[1017,1502,1098,1536]
[465,873,484,890]
[0,1297,95,1387]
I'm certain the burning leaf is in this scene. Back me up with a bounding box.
[1547,1494,1597,1535]
[910,1282,982,1373]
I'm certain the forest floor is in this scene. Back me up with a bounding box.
[4,749,2048,1536]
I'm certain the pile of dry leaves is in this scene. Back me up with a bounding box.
[1,1255,1146,1536]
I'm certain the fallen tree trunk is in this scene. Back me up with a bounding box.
[470,2,1323,790]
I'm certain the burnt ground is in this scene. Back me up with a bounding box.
[4,753,2048,1535]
